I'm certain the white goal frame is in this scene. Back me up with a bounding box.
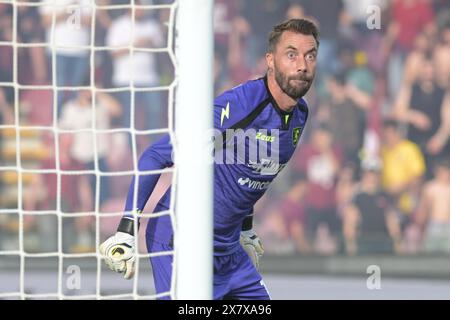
[174,0,214,300]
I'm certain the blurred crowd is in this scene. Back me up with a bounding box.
[0,0,450,257]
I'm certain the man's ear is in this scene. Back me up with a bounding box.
[266,52,274,71]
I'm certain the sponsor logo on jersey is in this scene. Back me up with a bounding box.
[238,177,271,190]
[255,131,276,143]
[248,159,286,175]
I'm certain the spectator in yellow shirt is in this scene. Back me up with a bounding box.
[381,119,426,230]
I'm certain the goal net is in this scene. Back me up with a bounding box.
[0,0,213,300]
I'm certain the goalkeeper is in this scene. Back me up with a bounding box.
[100,18,318,299]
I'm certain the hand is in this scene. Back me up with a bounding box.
[99,232,136,279]
[410,112,431,131]
[427,134,446,155]
[240,230,264,270]
[232,16,251,36]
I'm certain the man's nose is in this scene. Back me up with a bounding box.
[296,56,307,73]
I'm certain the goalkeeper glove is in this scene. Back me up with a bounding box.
[240,230,264,270]
[99,218,137,279]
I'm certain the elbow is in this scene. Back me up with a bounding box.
[137,148,154,171]
[137,146,167,172]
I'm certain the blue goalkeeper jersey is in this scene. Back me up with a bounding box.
[123,75,309,255]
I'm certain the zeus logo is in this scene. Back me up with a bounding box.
[220,102,230,126]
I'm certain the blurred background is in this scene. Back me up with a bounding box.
[1,0,450,298]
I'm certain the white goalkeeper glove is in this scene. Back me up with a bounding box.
[99,231,136,279]
[240,230,264,270]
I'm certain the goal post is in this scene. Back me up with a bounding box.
[174,0,214,300]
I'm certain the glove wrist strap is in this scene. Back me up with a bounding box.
[117,217,139,236]
[242,215,253,231]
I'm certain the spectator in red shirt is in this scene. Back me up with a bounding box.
[264,173,311,254]
[386,0,436,101]
[392,0,435,52]
[292,123,343,254]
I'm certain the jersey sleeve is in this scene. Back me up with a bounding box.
[123,134,173,218]
[213,87,250,132]
[213,79,270,132]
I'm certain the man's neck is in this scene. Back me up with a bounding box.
[267,72,298,112]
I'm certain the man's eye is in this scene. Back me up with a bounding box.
[306,53,316,61]
[287,52,296,59]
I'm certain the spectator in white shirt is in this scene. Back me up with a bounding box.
[40,0,93,113]
[106,3,164,132]
[59,89,122,207]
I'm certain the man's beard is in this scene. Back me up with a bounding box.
[273,64,313,100]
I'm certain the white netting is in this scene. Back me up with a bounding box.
[0,0,179,299]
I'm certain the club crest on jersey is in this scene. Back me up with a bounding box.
[292,127,302,146]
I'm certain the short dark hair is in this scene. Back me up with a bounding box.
[382,119,400,131]
[268,18,320,53]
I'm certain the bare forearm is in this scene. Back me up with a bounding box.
[347,86,372,110]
